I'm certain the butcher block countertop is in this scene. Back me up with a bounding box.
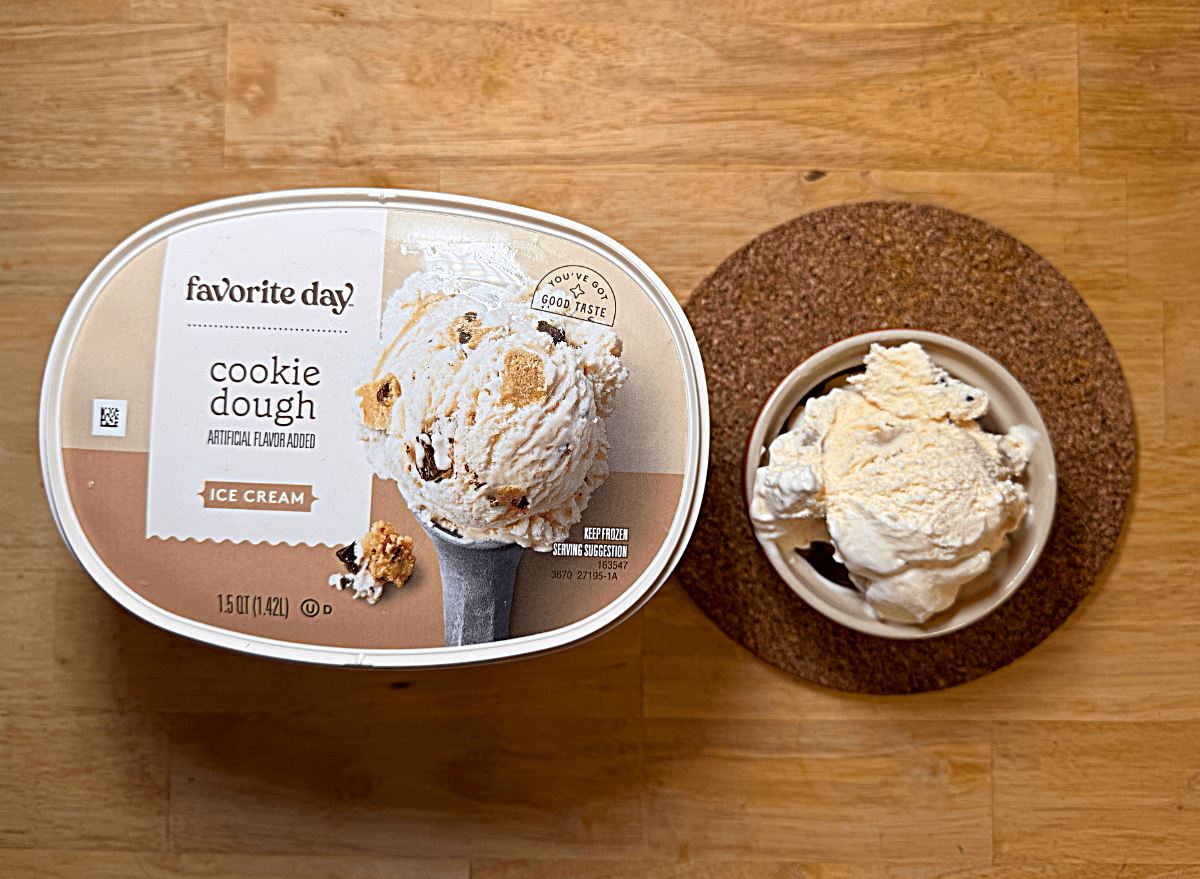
[3,1,1200,875]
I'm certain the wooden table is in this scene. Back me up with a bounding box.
[3,2,1198,874]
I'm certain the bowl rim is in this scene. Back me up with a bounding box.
[743,329,1057,640]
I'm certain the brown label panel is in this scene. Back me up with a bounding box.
[63,448,683,650]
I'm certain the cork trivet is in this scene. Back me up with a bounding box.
[679,201,1135,694]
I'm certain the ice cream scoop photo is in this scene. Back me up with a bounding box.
[355,248,628,646]
[746,331,1056,638]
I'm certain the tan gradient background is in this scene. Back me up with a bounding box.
[62,448,682,648]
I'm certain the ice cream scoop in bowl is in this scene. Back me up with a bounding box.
[745,330,1057,639]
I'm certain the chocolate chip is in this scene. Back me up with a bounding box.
[336,542,360,574]
[537,320,566,345]
[416,435,452,481]
[516,496,529,510]
[376,382,393,403]
[416,436,439,481]
[458,329,472,344]
[464,312,477,320]
[797,542,854,589]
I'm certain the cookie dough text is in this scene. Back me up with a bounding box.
[208,356,321,427]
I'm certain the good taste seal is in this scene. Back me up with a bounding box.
[531,265,616,327]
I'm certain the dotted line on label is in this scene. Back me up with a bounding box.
[187,323,349,334]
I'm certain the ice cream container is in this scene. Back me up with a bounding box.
[40,189,709,666]
[745,330,1056,639]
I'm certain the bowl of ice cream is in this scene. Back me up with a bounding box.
[745,330,1056,639]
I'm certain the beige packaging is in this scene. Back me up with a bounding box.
[41,190,708,666]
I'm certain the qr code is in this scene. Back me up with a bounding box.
[92,399,127,437]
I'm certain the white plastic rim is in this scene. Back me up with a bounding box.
[744,329,1056,640]
[40,188,710,666]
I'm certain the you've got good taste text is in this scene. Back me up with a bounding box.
[209,355,320,428]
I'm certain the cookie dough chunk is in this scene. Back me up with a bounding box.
[486,484,529,511]
[500,349,546,408]
[329,520,416,605]
[356,373,401,431]
[361,520,417,586]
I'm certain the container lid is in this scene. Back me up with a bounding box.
[41,189,708,666]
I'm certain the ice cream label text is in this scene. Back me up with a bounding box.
[145,206,385,546]
[207,356,321,427]
[200,481,317,512]
[532,265,617,327]
[185,276,355,315]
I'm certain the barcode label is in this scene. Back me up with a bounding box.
[92,399,127,437]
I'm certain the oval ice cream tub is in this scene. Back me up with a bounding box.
[40,189,708,666]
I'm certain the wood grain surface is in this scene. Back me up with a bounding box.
[1,0,1195,874]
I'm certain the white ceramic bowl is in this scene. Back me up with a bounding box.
[744,330,1057,639]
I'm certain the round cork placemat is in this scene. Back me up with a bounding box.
[679,201,1135,694]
